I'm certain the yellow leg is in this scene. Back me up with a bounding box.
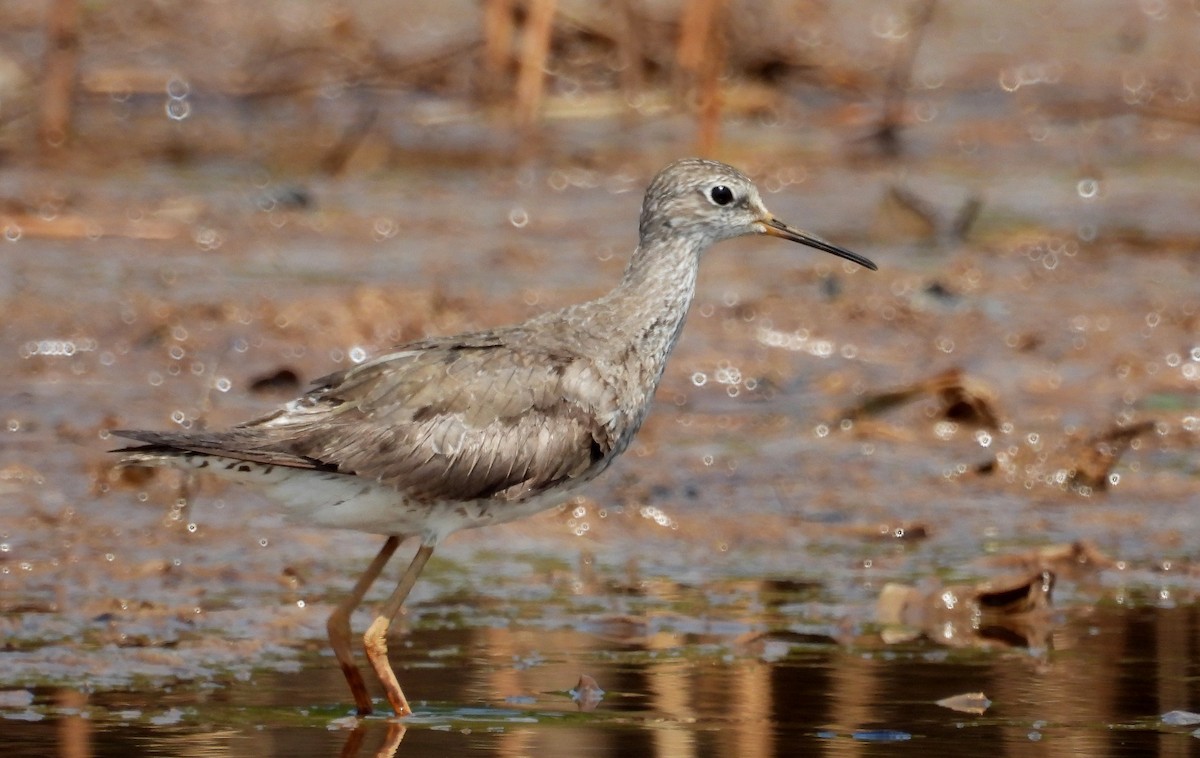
[326,536,401,716]
[363,543,435,717]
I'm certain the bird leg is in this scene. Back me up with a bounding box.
[363,543,435,717]
[327,535,401,716]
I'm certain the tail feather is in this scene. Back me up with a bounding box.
[110,429,332,472]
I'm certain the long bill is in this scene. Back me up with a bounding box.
[761,217,878,271]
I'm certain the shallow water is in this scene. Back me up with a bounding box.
[4,2,1200,755]
[6,605,1200,757]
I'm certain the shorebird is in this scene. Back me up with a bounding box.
[114,158,877,717]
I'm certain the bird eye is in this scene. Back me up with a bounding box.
[709,185,734,206]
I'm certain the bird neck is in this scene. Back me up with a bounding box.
[609,232,705,365]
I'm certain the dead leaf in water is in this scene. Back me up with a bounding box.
[976,570,1054,615]
[570,674,605,712]
[984,540,1114,581]
[841,368,1000,430]
[734,628,844,657]
[936,692,992,715]
[248,367,301,394]
[972,419,1156,496]
[845,521,931,542]
[878,569,1055,649]
[1066,420,1157,491]
[873,184,938,241]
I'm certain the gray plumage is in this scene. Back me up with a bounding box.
[112,158,876,716]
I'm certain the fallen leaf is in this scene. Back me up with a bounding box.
[249,367,301,394]
[877,570,1055,649]
[570,674,605,712]
[1067,420,1157,491]
[936,692,992,715]
[841,368,1000,429]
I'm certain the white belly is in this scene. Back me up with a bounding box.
[126,451,578,543]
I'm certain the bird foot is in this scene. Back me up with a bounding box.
[364,615,413,717]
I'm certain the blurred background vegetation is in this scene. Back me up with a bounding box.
[4,0,1199,172]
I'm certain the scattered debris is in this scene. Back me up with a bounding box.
[983,541,1115,582]
[734,628,844,659]
[1065,420,1157,491]
[936,692,992,715]
[873,184,938,240]
[248,367,302,394]
[869,183,982,244]
[841,368,1000,429]
[973,419,1156,495]
[950,195,983,241]
[866,0,937,157]
[845,521,931,542]
[569,674,605,712]
[878,569,1055,649]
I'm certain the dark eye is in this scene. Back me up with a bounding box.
[710,185,734,206]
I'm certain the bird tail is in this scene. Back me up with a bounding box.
[110,429,214,470]
[109,429,326,471]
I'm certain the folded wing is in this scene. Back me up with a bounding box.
[116,334,621,505]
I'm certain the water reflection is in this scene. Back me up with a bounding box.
[6,603,1200,756]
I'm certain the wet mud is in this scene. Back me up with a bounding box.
[2,1,1200,755]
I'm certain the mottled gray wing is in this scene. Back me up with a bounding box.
[239,335,622,503]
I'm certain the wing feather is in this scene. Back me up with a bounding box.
[236,335,621,502]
